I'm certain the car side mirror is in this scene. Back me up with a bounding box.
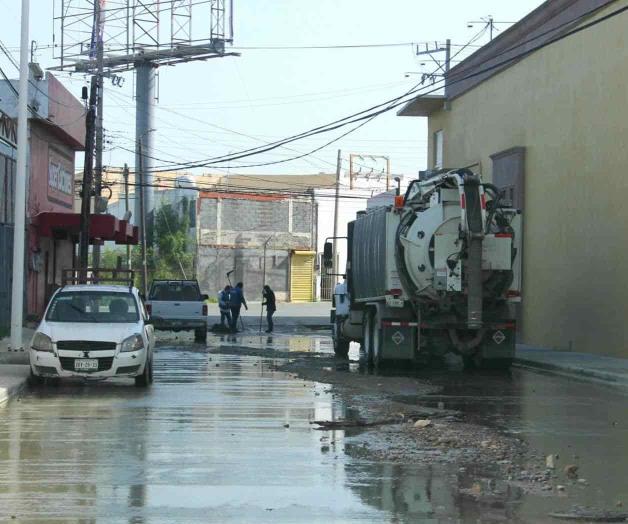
[323,241,333,269]
[201,294,209,301]
[144,317,153,326]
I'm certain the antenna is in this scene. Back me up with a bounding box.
[467,15,516,41]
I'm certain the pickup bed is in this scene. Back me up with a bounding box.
[145,280,209,342]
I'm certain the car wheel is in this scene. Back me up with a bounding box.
[29,368,44,385]
[134,356,151,387]
[148,355,154,384]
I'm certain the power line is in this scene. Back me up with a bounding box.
[141,27,488,172]
[139,3,625,173]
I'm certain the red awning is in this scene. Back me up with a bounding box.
[33,212,139,245]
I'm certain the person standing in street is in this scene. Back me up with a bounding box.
[262,285,276,333]
[230,282,248,332]
[218,285,231,330]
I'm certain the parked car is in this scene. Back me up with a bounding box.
[145,280,209,342]
[29,284,155,387]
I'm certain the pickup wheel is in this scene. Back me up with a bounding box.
[194,327,208,343]
[135,356,152,387]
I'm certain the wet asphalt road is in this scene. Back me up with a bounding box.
[1,332,627,523]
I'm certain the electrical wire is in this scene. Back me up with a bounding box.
[141,26,488,172]
[138,3,627,173]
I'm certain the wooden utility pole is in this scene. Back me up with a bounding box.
[79,77,97,275]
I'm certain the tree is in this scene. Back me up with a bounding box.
[101,197,195,286]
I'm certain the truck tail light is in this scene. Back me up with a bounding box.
[146,304,152,315]
[202,304,208,316]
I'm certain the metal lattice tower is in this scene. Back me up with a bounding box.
[52,0,238,228]
[53,0,235,71]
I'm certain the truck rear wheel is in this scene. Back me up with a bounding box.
[372,317,382,367]
[333,337,350,358]
[362,311,374,365]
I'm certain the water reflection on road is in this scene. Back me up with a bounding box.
[1,332,628,523]
[0,346,456,523]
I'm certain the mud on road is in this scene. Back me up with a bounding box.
[210,332,558,501]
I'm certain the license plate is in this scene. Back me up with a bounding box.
[74,359,98,371]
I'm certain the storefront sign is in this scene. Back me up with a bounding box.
[48,148,74,208]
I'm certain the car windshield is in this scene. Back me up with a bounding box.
[149,282,200,301]
[46,291,140,323]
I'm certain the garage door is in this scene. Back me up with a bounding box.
[290,251,315,302]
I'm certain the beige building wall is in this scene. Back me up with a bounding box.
[425,1,628,356]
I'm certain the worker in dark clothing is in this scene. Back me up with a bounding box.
[218,285,231,329]
[230,282,248,332]
[262,285,276,333]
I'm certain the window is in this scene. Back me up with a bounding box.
[148,281,201,301]
[433,130,444,169]
[46,291,140,323]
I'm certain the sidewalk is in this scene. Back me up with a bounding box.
[0,365,29,405]
[514,345,628,386]
[0,329,33,404]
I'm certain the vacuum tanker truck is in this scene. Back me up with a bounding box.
[325,168,522,369]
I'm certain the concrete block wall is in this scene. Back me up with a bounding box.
[196,193,316,301]
[197,247,290,302]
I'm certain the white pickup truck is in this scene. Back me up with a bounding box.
[145,280,209,342]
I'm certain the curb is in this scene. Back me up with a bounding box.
[0,365,31,405]
[513,357,628,387]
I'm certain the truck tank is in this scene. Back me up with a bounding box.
[332,168,522,367]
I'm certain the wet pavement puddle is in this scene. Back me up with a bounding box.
[0,346,450,523]
[1,333,627,522]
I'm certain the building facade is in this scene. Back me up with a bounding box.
[399,0,628,357]
[196,189,317,302]
[0,68,86,320]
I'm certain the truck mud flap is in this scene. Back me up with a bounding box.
[479,327,516,360]
[381,322,416,360]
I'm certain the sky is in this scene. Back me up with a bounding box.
[0,0,545,179]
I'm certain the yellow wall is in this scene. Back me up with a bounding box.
[427,1,628,356]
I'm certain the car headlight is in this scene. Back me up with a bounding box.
[121,334,144,353]
[31,332,53,352]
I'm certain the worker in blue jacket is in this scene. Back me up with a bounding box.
[229,282,248,332]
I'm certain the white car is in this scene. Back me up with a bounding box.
[29,284,155,387]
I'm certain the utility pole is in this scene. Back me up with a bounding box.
[332,149,342,283]
[9,0,30,351]
[123,163,131,269]
[259,235,272,333]
[79,77,97,274]
[138,140,148,297]
[135,63,156,237]
[444,38,451,110]
[92,0,105,267]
